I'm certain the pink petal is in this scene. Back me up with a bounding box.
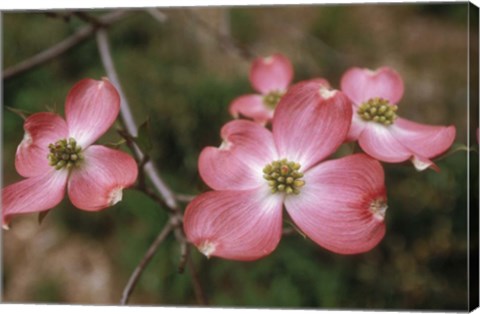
[15,113,69,177]
[358,123,412,163]
[65,78,120,148]
[2,170,68,227]
[250,53,293,94]
[272,80,352,170]
[341,67,404,105]
[229,94,273,124]
[390,118,456,160]
[183,188,284,261]
[284,154,386,254]
[199,120,278,191]
[346,111,368,141]
[67,145,138,211]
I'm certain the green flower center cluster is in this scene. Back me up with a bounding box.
[263,159,305,195]
[357,97,398,126]
[262,90,284,109]
[48,138,83,170]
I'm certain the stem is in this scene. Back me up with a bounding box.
[3,10,129,80]
[145,8,168,23]
[175,193,197,203]
[186,9,255,60]
[187,254,208,305]
[120,220,176,305]
[95,28,179,210]
[95,27,199,305]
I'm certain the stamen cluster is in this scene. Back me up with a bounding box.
[357,97,398,126]
[262,90,284,109]
[47,138,83,170]
[263,159,305,194]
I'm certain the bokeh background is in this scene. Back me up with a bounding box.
[2,3,478,310]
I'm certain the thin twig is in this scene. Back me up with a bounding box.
[96,28,179,210]
[175,193,197,203]
[145,8,168,23]
[3,10,129,80]
[73,11,106,27]
[175,228,189,273]
[44,11,74,22]
[282,227,296,236]
[96,27,198,305]
[187,254,208,305]
[120,220,176,305]
[186,9,255,60]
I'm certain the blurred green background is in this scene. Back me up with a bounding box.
[2,3,477,310]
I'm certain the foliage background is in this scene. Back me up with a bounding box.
[2,3,477,310]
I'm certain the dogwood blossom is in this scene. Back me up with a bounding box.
[341,66,456,171]
[185,80,387,261]
[2,78,138,228]
[229,53,294,124]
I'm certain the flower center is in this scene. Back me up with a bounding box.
[357,97,398,126]
[47,138,83,170]
[263,159,305,195]
[262,90,284,109]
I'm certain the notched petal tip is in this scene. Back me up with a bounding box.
[219,140,232,151]
[108,187,124,206]
[369,198,388,221]
[411,156,440,172]
[2,223,10,230]
[262,55,274,64]
[318,86,337,99]
[198,240,216,258]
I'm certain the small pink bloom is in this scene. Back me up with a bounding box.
[185,80,387,261]
[229,53,294,124]
[341,66,456,171]
[2,78,138,228]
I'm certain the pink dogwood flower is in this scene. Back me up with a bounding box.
[184,80,388,261]
[341,66,456,171]
[2,78,138,228]
[229,53,294,124]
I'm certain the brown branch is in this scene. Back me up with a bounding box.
[95,27,202,305]
[96,28,179,211]
[145,8,168,24]
[73,11,105,27]
[3,10,130,81]
[175,227,188,273]
[187,254,209,305]
[120,218,177,305]
[44,11,74,22]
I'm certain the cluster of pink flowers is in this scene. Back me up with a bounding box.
[2,78,138,228]
[183,53,456,261]
[1,55,456,263]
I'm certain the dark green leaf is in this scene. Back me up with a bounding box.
[136,118,153,154]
